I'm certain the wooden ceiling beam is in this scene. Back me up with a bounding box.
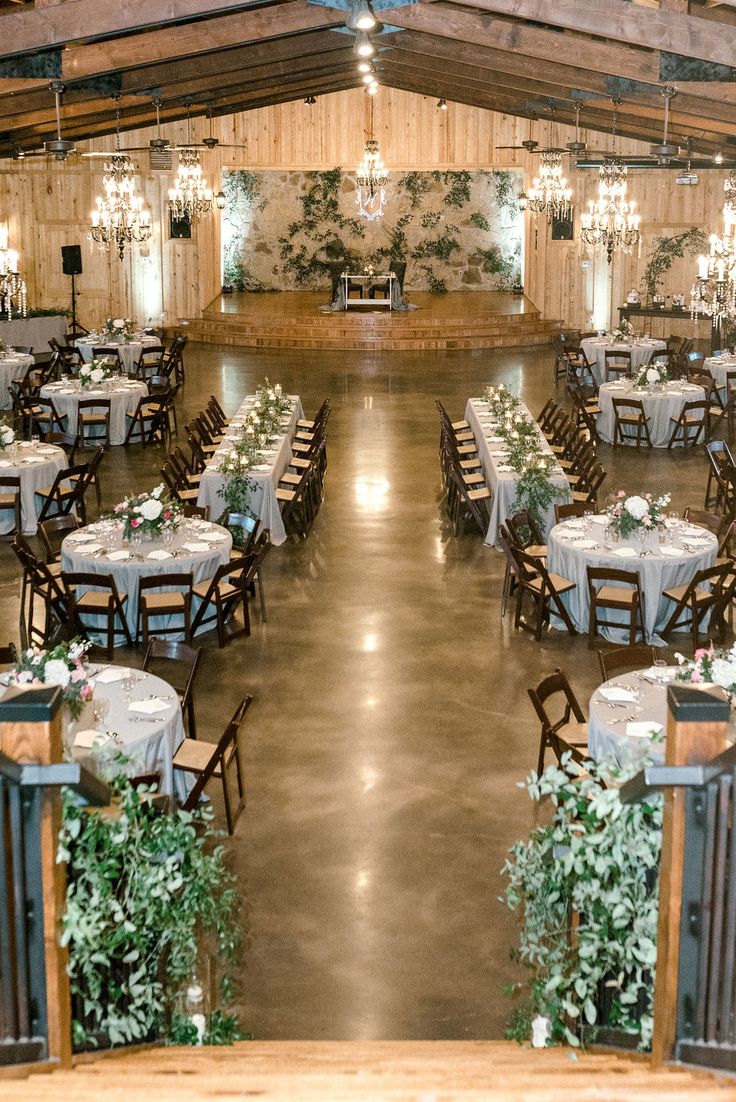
[452,0,736,67]
[386,3,660,84]
[0,0,285,55]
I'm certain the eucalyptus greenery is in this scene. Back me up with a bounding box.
[503,754,661,1050]
[58,768,242,1049]
[483,385,566,531]
[640,227,707,304]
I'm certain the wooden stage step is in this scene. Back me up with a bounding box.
[3,1041,732,1100]
[184,291,562,351]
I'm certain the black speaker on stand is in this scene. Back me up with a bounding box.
[61,245,88,338]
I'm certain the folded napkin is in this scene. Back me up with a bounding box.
[37,447,57,455]
[599,686,636,703]
[182,541,210,552]
[571,538,597,549]
[613,546,637,558]
[253,464,271,472]
[74,543,103,555]
[67,532,99,542]
[496,465,513,473]
[682,525,706,537]
[564,520,585,530]
[590,514,608,523]
[74,729,109,749]
[22,456,45,464]
[491,450,508,457]
[106,549,130,561]
[0,460,11,469]
[129,698,170,715]
[626,721,663,739]
[203,531,229,542]
[93,666,131,683]
[660,546,684,557]
[488,437,505,443]
[147,549,172,561]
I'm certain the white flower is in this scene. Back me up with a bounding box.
[646,368,659,383]
[151,484,163,499]
[80,364,91,377]
[139,498,163,521]
[0,425,14,445]
[112,318,124,329]
[90,367,104,384]
[711,658,736,691]
[624,495,648,520]
[43,659,71,688]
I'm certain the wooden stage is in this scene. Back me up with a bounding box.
[184,291,561,351]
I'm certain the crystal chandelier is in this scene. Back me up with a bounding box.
[355,99,387,221]
[89,101,152,260]
[168,148,214,221]
[580,159,640,263]
[0,228,26,320]
[527,149,573,222]
[690,204,736,323]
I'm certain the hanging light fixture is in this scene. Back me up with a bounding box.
[354,31,375,58]
[437,99,448,111]
[167,105,216,221]
[346,0,376,31]
[691,188,736,323]
[579,101,640,262]
[356,98,387,222]
[89,98,152,260]
[526,149,573,222]
[0,228,26,320]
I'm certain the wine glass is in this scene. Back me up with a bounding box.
[122,676,135,705]
[92,695,110,729]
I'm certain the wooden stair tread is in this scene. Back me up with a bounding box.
[3,1041,730,1099]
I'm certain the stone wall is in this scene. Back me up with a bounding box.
[221,168,522,294]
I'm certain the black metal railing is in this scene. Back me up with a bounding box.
[0,734,108,1067]
[620,684,736,1073]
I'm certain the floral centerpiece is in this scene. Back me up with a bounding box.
[112,483,182,540]
[674,644,736,697]
[78,358,116,388]
[611,319,635,343]
[7,638,93,719]
[104,317,135,343]
[606,490,671,538]
[251,378,290,437]
[484,383,520,417]
[0,418,14,450]
[635,362,668,388]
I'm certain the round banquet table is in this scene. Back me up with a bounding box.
[0,441,66,534]
[64,663,188,798]
[75,333,160,374]
[588,669,734,771]
[60,517,233,644]
[597,380,706,448]
[547,515,718,644]
[704,352,736,397]
[41,378,148,445]
[0,352,33,410]
[580,337,666,387]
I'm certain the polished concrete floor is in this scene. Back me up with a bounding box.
[0,340,712,1041]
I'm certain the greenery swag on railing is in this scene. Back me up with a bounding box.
[503,754,662,1051]
[483,385,566,532]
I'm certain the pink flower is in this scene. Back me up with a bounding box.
[131,517,141,528]
[694,648,708,659]
[163,511,170,520]
[616,490,625,498]
[70,668,86,683]
[690,669,702,682]
[80,683,92,700]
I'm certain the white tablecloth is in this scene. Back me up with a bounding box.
[197,394,304,546]
[41,379,148,445]
[66,664,187,798]
[705,353,736,396]
[464,398,571,547]
[61,518,232,643]
[0,442,66,534]
[76,334,160,374]
[0,353,33,410]
[597,381,705,448]
[547,517,717,644]
[580,338,665,386]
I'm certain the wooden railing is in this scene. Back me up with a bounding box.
[0,685,108,1070]
[620,683,734,1070]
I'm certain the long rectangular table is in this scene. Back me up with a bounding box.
[464,398,571,548]
[196,394,304,546]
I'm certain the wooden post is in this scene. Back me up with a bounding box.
[650,683,729,1066]
[0,686,71,1069]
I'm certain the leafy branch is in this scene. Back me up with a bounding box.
[640,227,707,304]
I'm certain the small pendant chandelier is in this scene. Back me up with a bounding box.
[0,227,26,320]
[691,198,736,323]
[579,104,640,263]
[89,99,152,260]
[168,107,214,221]
[527,149,573,222]
[356,99,387,221]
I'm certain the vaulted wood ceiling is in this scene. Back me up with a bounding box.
[1,0,736,159]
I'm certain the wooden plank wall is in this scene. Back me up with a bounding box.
[0,86,728,331]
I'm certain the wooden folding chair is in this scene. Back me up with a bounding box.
[142,638,201,739]
[61,571,132,657]
[177,694,253,834]
[527,668,589,775]
[514,549,577,640]
[137,572,193,646]
[597,643,659,682]
[586,566,646,648]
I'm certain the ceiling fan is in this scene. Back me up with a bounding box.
[0,81,79,161]
[117,99,247,155]
[497,104,588,157]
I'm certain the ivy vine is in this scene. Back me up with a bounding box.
[640,227,707,304]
